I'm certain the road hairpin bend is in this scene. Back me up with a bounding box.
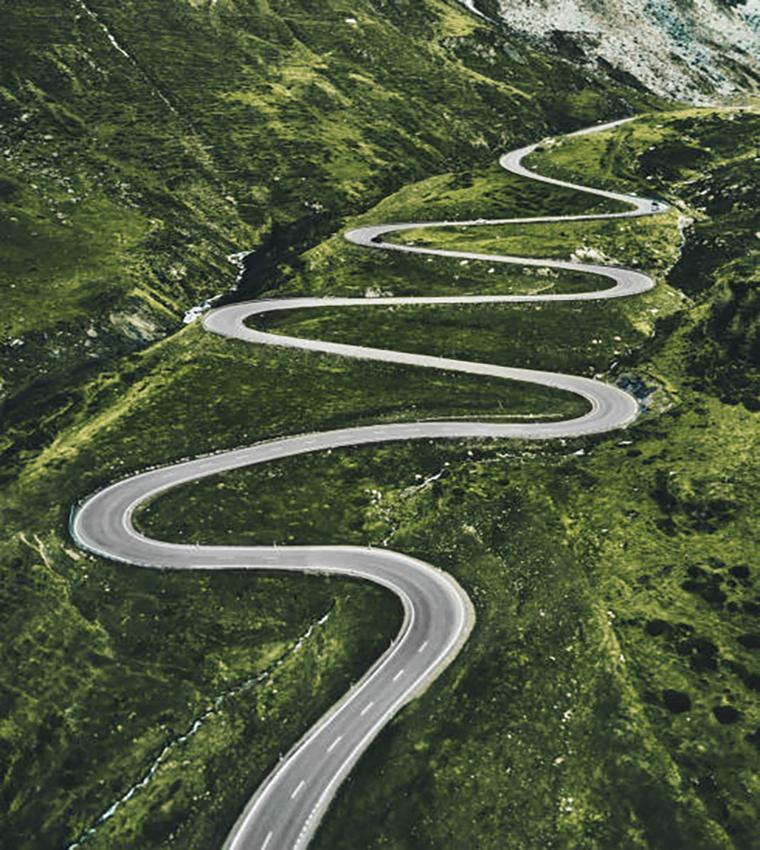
[72,117,665,849]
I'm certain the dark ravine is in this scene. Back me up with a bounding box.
[71,117,667,849]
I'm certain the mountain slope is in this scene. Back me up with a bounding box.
[477,0,760,100]
[1,105,757,850]
[0,0,663,479]
[2,3,758,849]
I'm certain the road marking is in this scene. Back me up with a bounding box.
[417,640,429,653]
[360,701,374,716]
[291,780,306,799]
[326,735,343,753]
[261,832,273,850]
[392,668,405,682]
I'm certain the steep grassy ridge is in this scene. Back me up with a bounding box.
[530,108,760,408]
[0,0,660,438]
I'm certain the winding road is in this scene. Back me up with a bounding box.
[72,117,666,849]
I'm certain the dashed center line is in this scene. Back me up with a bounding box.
[261,831,273,850]
[360,701,374,716]
[392,668,405,682]
[417,640,429,653]
[291,780,306,799]
[326,735,343,753]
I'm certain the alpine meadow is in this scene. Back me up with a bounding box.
[1,2,759,850]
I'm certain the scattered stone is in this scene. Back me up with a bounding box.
[663,689,691,713]
[713,705,740,725]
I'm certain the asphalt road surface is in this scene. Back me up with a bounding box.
[72,116,666,850]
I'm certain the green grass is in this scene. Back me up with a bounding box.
[0,321,584,847]
[1,103,758,850]
[530,107,760,409]
[0,0,662,425]
[252,299,646,378]
[0,529,399,850]
[151,108,758,849]
[391,213,679,270]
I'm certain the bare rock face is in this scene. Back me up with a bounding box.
[468,0,760,100]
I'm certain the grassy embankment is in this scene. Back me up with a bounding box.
[1,17,666,841]
[1,2,670,846]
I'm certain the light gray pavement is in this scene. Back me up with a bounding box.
[72,116,665,850]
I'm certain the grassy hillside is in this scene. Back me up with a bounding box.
[0,0,661,466]
[299,107,759,850]
[1,105,758,849]
[0,162,612,850]
[145,108,756,849]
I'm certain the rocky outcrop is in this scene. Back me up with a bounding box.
[467,0,760,100]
